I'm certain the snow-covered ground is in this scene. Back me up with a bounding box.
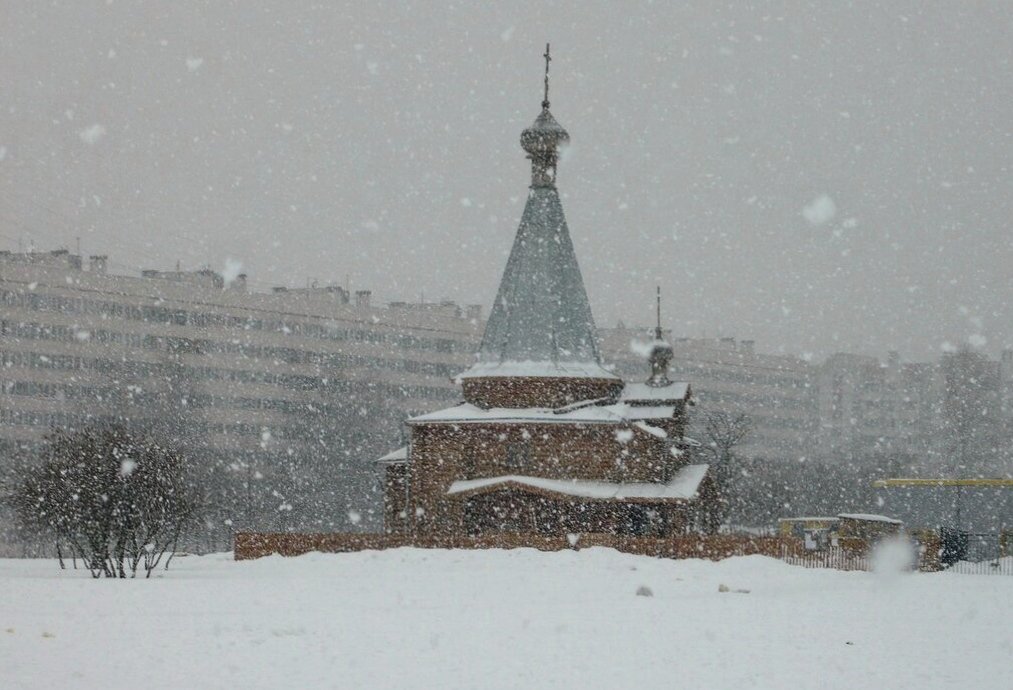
[1,548,1010,689]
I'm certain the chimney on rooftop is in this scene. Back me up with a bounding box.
[232,273,248,291]
[466,304,482,322]
[89,255,108,275]
[355,290,372,308]
[740,339,755,354]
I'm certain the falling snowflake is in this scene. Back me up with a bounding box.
[802,194,837,225]
[79,124,106,145]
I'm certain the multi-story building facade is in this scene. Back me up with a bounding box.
[0,248,483,549]
[816,353,901,460]
[939,349,1007,474]
[816,348,1013,473]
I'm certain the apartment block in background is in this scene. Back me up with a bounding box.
[0,249,483,545]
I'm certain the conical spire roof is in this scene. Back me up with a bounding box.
[463,185,614,378]
[460,46,617,384]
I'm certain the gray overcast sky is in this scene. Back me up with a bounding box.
[1,1,1010,361]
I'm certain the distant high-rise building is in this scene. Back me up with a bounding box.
[940,349,1003,474]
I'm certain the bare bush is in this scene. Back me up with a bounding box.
[12,425,203,578]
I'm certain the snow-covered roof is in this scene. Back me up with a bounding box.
[457,360,618,380]
[626,406,677,420]
[837,513,902,524]
[408,402,675,426]
[633,421,667,439]
[621,382,690,403]
[447,464,709,501]
[374,447,407,464]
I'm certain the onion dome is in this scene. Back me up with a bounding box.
[521,109,570,158]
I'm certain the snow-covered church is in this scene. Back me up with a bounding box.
[375,48,717,539]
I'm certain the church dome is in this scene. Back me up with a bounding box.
[520,109,569,157]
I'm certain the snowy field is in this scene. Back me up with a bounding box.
[1,548,1011,690]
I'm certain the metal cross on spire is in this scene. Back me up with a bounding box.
[646,285,673,387]
[542,43,551,109]
[655,286,663,340]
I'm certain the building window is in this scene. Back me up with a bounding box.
[621,506,650,536]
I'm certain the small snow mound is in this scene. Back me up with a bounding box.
[635,585,653,597]
[718,583,750,594]
[802,194,837,225]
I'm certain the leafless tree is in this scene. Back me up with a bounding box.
[697,410,753,532]
[701,411,753,465]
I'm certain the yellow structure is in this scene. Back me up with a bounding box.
[777,517,838,538]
